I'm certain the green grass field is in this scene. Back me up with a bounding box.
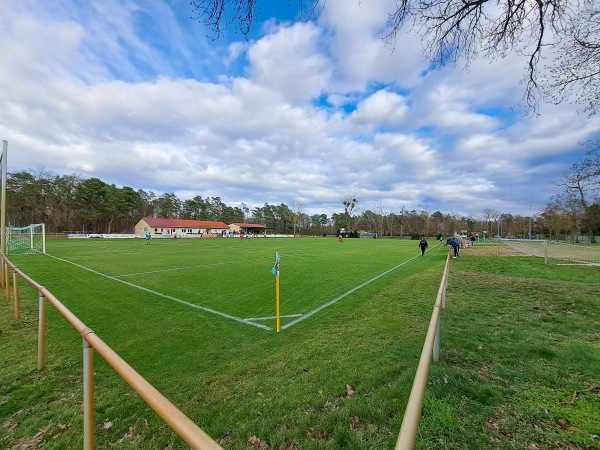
[8,236,442,332]
[1,238,599,449]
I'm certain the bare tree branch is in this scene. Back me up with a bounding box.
[189,0,599,114]
[556,141,600,208]
[190,0,321,39]
[543,2,600,114]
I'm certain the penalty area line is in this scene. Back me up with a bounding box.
[44,254,272,331]
[281,253,423,330]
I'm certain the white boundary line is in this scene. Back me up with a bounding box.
[281,253,424,330]
[45,254,272,331]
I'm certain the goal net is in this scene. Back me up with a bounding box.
[7,223,46,255]
[500,239,600,266]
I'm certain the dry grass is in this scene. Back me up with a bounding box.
[452,243,524,257]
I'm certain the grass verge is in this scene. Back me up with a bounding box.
[419,246,600,449]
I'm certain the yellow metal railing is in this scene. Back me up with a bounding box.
[1,255,223,450]
[395,251,450,449]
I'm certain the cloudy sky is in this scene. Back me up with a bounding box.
[1,0,599,218]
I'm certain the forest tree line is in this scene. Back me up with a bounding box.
[6,145,600,240]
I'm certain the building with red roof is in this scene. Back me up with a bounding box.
[135,217,231,237]
[229,222,268,236]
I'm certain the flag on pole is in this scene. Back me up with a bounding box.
[272,251,281,332]
[271,251,280,277]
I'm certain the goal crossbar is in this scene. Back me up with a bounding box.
[7,223,46,255]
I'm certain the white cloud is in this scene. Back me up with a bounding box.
[246,22,331,103]
[317,0,425,91]
[0,0,599,220]
[351,90,409,129]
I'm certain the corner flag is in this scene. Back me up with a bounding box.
[271,252,280,277]
[271,252,281,333]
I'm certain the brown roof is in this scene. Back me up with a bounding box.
[142,217,229,229]
[173,219,229,229]
[231,223,267,228]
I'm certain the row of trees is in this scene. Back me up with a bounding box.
[541,142,600,241]
[0,167,511,237]
[7,143,599,239]
[7,169,247,234]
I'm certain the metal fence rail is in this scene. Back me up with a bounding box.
[1,255,223,450]
[395,251,450,449]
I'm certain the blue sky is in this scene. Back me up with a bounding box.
[1,0,599,218]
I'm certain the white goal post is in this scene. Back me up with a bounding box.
[7,223,46,255]
[500,238,600,266]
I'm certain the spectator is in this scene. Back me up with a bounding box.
[447,238,460,258]
[418,237,428,256]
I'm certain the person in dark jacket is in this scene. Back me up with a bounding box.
[447,238,460,258]
[418,238,428,256]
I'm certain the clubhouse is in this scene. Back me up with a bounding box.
[135,217,267,237]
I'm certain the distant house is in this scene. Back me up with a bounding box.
[229,223,267,236]
[134,217,230,237]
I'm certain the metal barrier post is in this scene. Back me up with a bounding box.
[433,313,441,362]
[82,329,95,450]
[38,291,46,370]
[13,268,20,320]
[4,262,10,301]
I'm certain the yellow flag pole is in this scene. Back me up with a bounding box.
[276,275,281,333]
[272,251,281,333]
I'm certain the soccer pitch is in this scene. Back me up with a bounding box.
[15,237,445,333]
[5,238,599,449]
[7,237,448,449]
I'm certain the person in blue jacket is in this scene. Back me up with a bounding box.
[447,238,460,258]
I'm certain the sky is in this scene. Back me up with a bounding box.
[1,0,599,219]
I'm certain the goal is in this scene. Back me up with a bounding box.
[500,238,600,266]
[7,223,46,255]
